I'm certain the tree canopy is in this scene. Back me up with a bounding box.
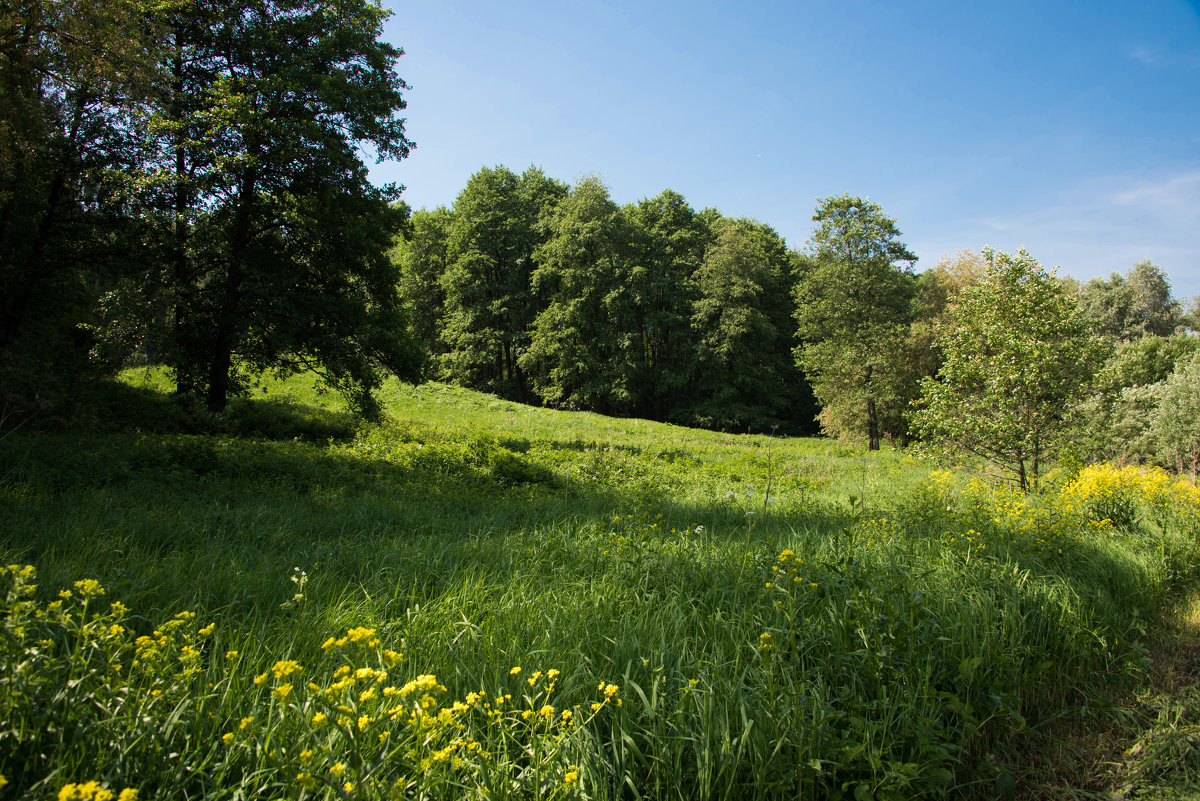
[393,171,819,434]
[914,248,1102,491]
[1077,260,1184,344]
[101,0,419,414]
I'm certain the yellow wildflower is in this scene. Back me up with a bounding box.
[347,627,379,646]
[271,660,303,679]
[74,579,105,598]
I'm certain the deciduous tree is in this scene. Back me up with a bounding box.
[0,0,159,399]
[624,189,705,421]
[688,215,799,431]
[521,175,634,413]
[1077,260,1183,344]
[100,0,419,414]
[439,166,566,401]
[914,248,1102,491]
[794,194,917,449]
[1151,353,1200,479]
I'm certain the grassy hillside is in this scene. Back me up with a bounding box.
[2,371,1199,800]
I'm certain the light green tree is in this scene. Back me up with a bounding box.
[1072,334,1199,465]
[1151,353,1200,479]
[794,194,917,450]
[914,248,1102,491]
[1077,260,1184,344]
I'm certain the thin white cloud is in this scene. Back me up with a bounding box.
[1127,45,1159,65]
[915,169,1200,298]
[1125,42,1200,69]
[1110,170,1200,210]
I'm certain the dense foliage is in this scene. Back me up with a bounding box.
[1,0,420,416]
[914,249,1104,491]
[393,173,817,434]
[5,6,1200,799]
[793,195,917,450]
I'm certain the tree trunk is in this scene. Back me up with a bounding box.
[205,259,243,413]
[866,396,880,451]
[169,33,194,397]
[206,164,257,412]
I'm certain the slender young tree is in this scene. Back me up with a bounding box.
[794,194,917,449]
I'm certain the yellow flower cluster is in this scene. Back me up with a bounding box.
[1,564,617,799]
[766,547,820,600]
[1058,463,1200,532]
[57,782,137,801]
[219,624,621,796]
[320,625,381,651]
[131,610,210,676]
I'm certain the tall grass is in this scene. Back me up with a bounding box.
[1,373,1197,799]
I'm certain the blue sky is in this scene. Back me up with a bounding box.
[371,0,1200,300]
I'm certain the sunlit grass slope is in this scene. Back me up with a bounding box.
[2,371,1198,800]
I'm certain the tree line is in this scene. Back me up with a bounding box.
[3,1,1197,482]
[392,167,817,434]
[395,170,1200,485]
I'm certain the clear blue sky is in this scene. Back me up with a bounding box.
[370,0,1200,300]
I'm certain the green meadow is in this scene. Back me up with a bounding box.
[2,371,1199,800]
